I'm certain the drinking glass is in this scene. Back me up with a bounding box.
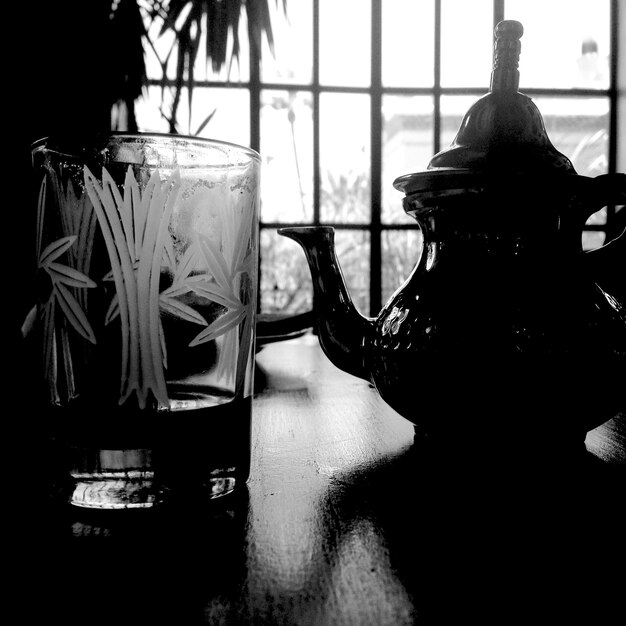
[29,133,259,509]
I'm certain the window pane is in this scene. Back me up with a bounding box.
[534,97,609,177]
[334,230,370,315]
[260,229,312,314]
[260,228,371,317]
[505,0,610,89]
[135,86,170,133]
[382,230,423,304]
[320,0,371,87]
[135,86,250,145]
[320,93,370,223]
[441,0,493,88]
[382,0,435,87]
[440,95,479,152]
[586,208,607,227]
[582,231,606,251]
[261,90,314,223]
[262,1,313,84]
[382,96,434,224]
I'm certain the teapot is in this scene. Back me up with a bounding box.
[279,21,625,444]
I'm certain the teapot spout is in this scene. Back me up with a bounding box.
[278,227,374,382]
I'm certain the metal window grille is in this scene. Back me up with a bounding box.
[144,0,622,317]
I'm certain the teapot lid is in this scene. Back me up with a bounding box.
[394,20,577,197]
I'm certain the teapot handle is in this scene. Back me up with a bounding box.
[584,173,626,302]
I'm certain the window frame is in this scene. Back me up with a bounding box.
[145,0,622,317]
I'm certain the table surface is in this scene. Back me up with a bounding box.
[12,332,625,625]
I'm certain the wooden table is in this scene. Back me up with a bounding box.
[11,333,625,625]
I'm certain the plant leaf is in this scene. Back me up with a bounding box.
[194,108,217,136]
[36,176,46,256]
[231,204,254,278]
[173,243,199,283]
[53,282,97,344]
[196,233,231,290]
[105,294,120,326]
[160,283,191,299]
[159,317,168,370]
[187,276,240,308]
[189,307,246,347]
[43,298,58,402]
[39,236,76,267]
[149,0,285,133]
[235,252,255,283]
[47,262,97,288]
[21,305,37,338]
[159,295,208,325]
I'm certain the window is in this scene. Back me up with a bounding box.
[136,0,622,317]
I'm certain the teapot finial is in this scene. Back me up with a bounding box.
[416,18,576,175]
[490,20,523,92]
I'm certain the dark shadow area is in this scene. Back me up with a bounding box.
[10,486,251,626]
[5,2,121,492]
[312,429,625,624]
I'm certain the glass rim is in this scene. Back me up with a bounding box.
[31,131,261,163]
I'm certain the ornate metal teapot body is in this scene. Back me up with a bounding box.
[280,22,625,443]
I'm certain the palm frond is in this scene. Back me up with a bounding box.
[143,0,286,134]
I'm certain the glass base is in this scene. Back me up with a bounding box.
[69,471,162,509]
[67,471,238,509]
[42,397,251,510]
[51,443,243,509]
